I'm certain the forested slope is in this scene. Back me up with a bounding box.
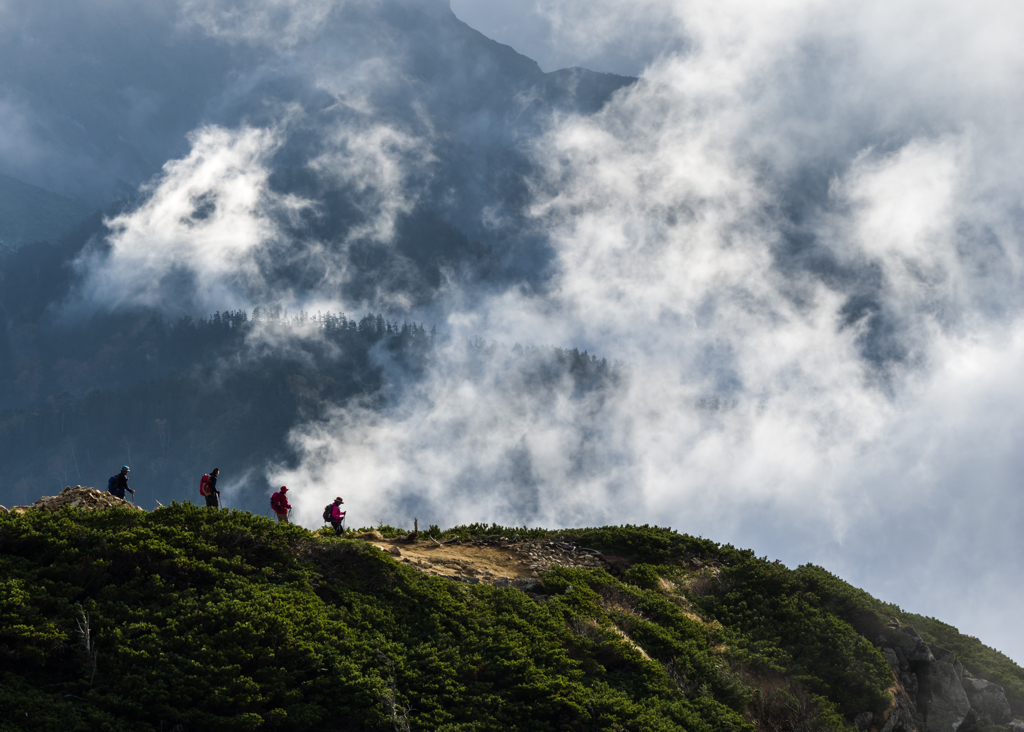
[1,507,1020,732]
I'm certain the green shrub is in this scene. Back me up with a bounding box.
[0,508,752,731]
[3,509,1019,730]
[623,563,663,591]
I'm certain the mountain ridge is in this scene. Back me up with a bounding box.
[0,503,1021,732]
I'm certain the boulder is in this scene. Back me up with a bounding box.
[918,660,971,732]
[879,626,935,666]
[955,708,978,732]
[1007,720,1024,732]
[929,645,965,679]
[354,531,384,541]
[510,578,543,592]
[961,678,1011,725]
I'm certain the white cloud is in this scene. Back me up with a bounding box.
[310,120,436,243]
[74,125,300,314]
[70,104,437,315]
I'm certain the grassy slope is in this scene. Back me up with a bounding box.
[0,509,1020,732]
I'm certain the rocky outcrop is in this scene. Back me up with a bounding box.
[874,624,1016,732]
[961,678,1012,725]
[878,626,935,666]
[512,540,605,572]
[917,655,971,732]
[6,485,141,513]
[879,689,920,732]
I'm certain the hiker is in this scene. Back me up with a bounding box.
[270,486,291,523]
[202,468,221,509]
[107,466,135,500]
[325,497,346,535]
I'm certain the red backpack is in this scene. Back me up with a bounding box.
[199,474,211,496]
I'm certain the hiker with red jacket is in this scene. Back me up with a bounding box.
[200,468,221,508]
[270,486,291,523]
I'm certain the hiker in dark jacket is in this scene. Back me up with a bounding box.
[109,466,135,500]
[329,497,346,535]
[205,468,221,508]
[270,486,291,523]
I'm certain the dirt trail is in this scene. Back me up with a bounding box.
[359,535,611,587]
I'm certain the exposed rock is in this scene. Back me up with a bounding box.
[510,578,543,592]
[961,678,1011,725]
[881,691,919,732]
[879,626,936,666]
[882,648,900,673]
[354,531,384,541]
[854,711,873,730]
[901,672,919,706]
[386,546,402,557]
[918,660,971,732]
[955,708,977,732]
[601,554,633,576]
[510,540,607,573]
[1007,720,1024,732]
[9,486,141,513]
[0,505,8,514]
[929,645,965,679]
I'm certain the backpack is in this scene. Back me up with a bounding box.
[323,504,334,523]
[107,475,117,493]
[199,474,210,496]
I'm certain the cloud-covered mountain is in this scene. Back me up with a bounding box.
[0,0,631,232]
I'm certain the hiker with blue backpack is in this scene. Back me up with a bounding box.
[107,466,135,502]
